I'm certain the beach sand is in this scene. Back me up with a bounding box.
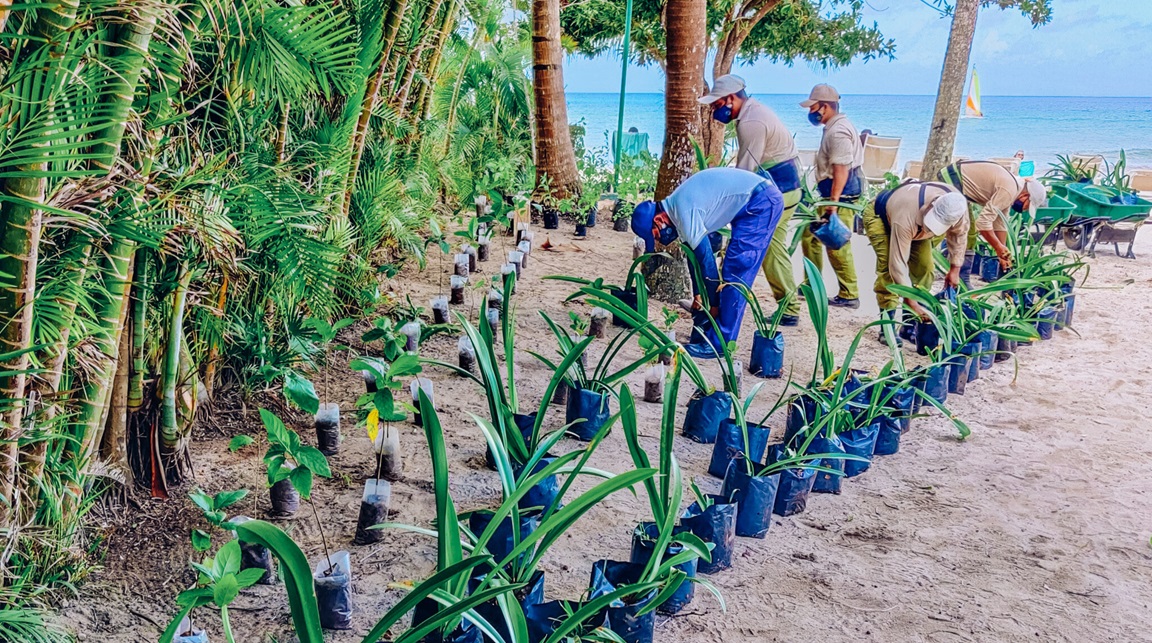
[62,219,1152,642]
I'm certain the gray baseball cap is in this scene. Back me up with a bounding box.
[698,75,747,105]
[800,84,841,108]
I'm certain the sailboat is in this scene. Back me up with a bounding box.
[963,67,984,118]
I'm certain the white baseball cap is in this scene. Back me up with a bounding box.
[924,192,969,236]
[1024,179,1048,215]
[698,75,747,105]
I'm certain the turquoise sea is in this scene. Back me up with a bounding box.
[566,93,1152,171]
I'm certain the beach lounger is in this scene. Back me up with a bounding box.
[862,135,901,184]
[1130,169,1152,199]
[1069,154,1103,180]
[989,157,1021,175]
[902,160,923,180]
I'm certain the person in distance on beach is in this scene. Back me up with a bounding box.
[800,84,865,309]
[698,74,804,327]
[631,167,784,359]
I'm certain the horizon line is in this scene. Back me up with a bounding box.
[565,92,1151,100]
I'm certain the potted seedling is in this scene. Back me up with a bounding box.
[302,317,355,456]
[620,367,721,616]
[260,410,348,630]
[535,310,664,442]
[612,199,634,232]
[162,540,269,643]
[379,389,656,642]
[731,284,791,379]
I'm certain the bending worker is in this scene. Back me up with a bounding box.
[801,84,864,309]
[631,167,784,359]
[698,74,802,326]
[937,159,1048,275]
[863,181,970,344]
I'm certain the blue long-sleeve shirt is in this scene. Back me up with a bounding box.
[662,168,770,307]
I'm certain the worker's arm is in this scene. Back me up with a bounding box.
[735,121,768,173]
[826,164,849,215]
[978,186,1015,267]
[887,224,928,319]
[944,213,970,288]
[691,240,721,313]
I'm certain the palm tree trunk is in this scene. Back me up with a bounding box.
[0,0,82,525]
[127,251,149,410]
[922,0,979,181]
[68,1,165,469]
[645,0,707,303]
[393,0,446,117]
[158,264,191,478]
[342,0,411,217]
[408,0,458,122]
[201,274,227,396]
[532,0,581,199]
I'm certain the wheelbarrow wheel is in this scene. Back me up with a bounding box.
[1063,224,1089,251]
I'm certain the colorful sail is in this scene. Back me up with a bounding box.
[964,68,983,118]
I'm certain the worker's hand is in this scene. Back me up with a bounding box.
[944,266,962,289]
[822,205,838,219]
[995,245,1013,270]
[708,305,720,319]
[909,301,932,323]
[689,295,703,311]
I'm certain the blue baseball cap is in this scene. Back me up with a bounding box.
[631,200,658,253]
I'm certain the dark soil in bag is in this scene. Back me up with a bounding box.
[314,551,353,630]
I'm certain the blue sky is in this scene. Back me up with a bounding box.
[564,0,1152,97]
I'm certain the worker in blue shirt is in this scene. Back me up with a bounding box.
[632,167,785,358]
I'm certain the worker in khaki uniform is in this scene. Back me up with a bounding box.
[862,182,969,344]
[698,74,803,325]
[800,84,864,308]
[937,160,1048,276]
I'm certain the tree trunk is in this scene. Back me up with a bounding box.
[0,0,81,525]
[69,1,164,471]
[700,0,783,163]
[645,0,707,303]
[921,0,979,181]
[532,0,581,199]
[411,0,459,123]
[342,0,411,217]
[100,313,132,484]
[393,0,446,117]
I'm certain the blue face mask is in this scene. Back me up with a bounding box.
[1011,199,1025,213]
[657,224,679,247]
[712,104,734,124]
[808,109,823,126]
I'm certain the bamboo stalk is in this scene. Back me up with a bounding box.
[160,264,192,458]
[202,274,229,396]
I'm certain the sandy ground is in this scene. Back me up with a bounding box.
[61,217,1152,643]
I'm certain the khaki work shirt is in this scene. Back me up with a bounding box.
[883,182,969,288]
[815,113,864,182]
[953,161,1022,232]
[735,98,799,173]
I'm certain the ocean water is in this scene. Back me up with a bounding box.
[567,93,1152,171]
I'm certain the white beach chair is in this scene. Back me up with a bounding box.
[862,136,901,184]
[989,157,1022,175]
[1131,169,1152,205]
[1070,154,1103,180]
[902,160,923,181]
[798,149,817,191]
